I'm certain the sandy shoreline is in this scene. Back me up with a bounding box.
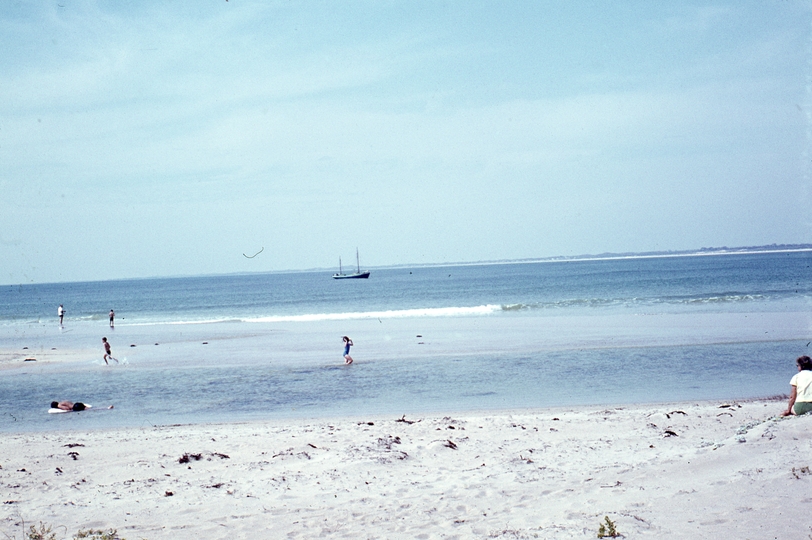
[1,398,809,539]
[3,309,809,369]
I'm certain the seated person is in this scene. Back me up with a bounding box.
[780,355,812,416]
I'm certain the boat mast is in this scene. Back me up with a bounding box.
[356,248,360,273]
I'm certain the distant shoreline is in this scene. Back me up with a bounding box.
[372,244,812,271]
[4,244,810,286]
[188,243,812,275]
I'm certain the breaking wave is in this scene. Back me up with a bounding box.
[498,293,769,313]
[245,305,503,323]
[82,294,779,327]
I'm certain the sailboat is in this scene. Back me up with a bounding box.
[333,248,370,279]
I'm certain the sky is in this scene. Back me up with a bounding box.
[1,1,810,285]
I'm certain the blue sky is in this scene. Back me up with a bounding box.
[1,1,809,284]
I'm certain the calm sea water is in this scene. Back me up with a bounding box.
[3,251,810,325]
[0,251,810,432]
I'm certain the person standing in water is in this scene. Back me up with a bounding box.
[342,336,354,365]
[58,304,65,326]
[109,309,115,328]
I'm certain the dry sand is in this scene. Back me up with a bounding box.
[1,398,810,539]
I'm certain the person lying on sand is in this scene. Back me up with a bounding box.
[51,401,86,411]
[50,401,114,411]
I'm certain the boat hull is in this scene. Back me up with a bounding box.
[332,272,370,279]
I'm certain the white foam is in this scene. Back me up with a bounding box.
[245,304,502,323]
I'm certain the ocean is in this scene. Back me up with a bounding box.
[0,251,810,432]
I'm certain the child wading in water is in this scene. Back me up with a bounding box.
[102,337,118,365]
[342,336,354,365]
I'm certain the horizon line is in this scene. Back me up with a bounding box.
[6,243,811,287]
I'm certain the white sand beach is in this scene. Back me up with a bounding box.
[1,398,809,539]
